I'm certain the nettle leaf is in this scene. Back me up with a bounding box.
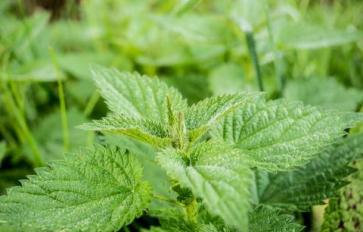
[92,66,188,123]
[89,67,264,147]
[147,208,218,232]
[80,114,170,147]
[249,206,304,232]
[259,133,363,210]
[0,146,152,232]
[157,142,252,229]
[104,135,175,208]
[322,160,363,231]
[211,98,363,171]
[186,93,262,141]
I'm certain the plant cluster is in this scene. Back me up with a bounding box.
[1,0,363,231]
[0,67,362,231]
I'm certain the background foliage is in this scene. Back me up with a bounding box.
[0,0,363,231]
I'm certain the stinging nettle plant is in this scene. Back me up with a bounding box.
[0,66,363,231]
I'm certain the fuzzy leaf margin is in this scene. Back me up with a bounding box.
[185,93,262,141]
[211,99,363,171]
[259,133,363,210]
[80,114,171,148]
[157,142,252,229]
[249,206,304,232]
[92,66,187,124]
[0,146,152,232]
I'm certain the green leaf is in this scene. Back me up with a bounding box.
[322,160,363,231]
[249,206,304,232]
[208,63,247,95]
[157,142,252,229]
[186,93,262,141]
[11,12,50,63]
[57,52,116,80]
[91,67,188,124]
[285,78,363,111]
[259,133,363,210]
[23,108,91,163]
[211,99,363,171]
[135,14,228,67]
[0,146,152,231]
[104,135,175,208]
[1,60,66,82]
[277,23,363,50]
[230,0,264,32]
[80,114,170,148]
[146,208,218,232]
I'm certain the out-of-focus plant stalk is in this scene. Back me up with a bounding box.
[245,31,264,91]
[264,1,285,97]
[50,48,69,152]
[1,55,43,166]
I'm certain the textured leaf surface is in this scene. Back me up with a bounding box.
[80,114,170,147]
[249,206,304,232]
[322,160,363,232]
[286,78,363,111]
[259,133,363,209]
[186,93,262,140]
[92,66,187,124]
[211,99,363,171]
[0,146,151,231]
[105,135,175,208]
[157,142,252,229]
[146,209,218,232]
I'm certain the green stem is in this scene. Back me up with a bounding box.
[245,31,264,91]
[1,55,43,166]
[83,91,100,117]
[58,79,69,152]
[264,1,285,97]
[10,82,25,115]
[50,49,69,152]
[16,0,37,61]
[1,83,43,166]
[0,124,18,153]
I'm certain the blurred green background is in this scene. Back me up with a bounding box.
[0,0,363,231]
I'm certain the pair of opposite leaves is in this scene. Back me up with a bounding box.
[0,67,362,232]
